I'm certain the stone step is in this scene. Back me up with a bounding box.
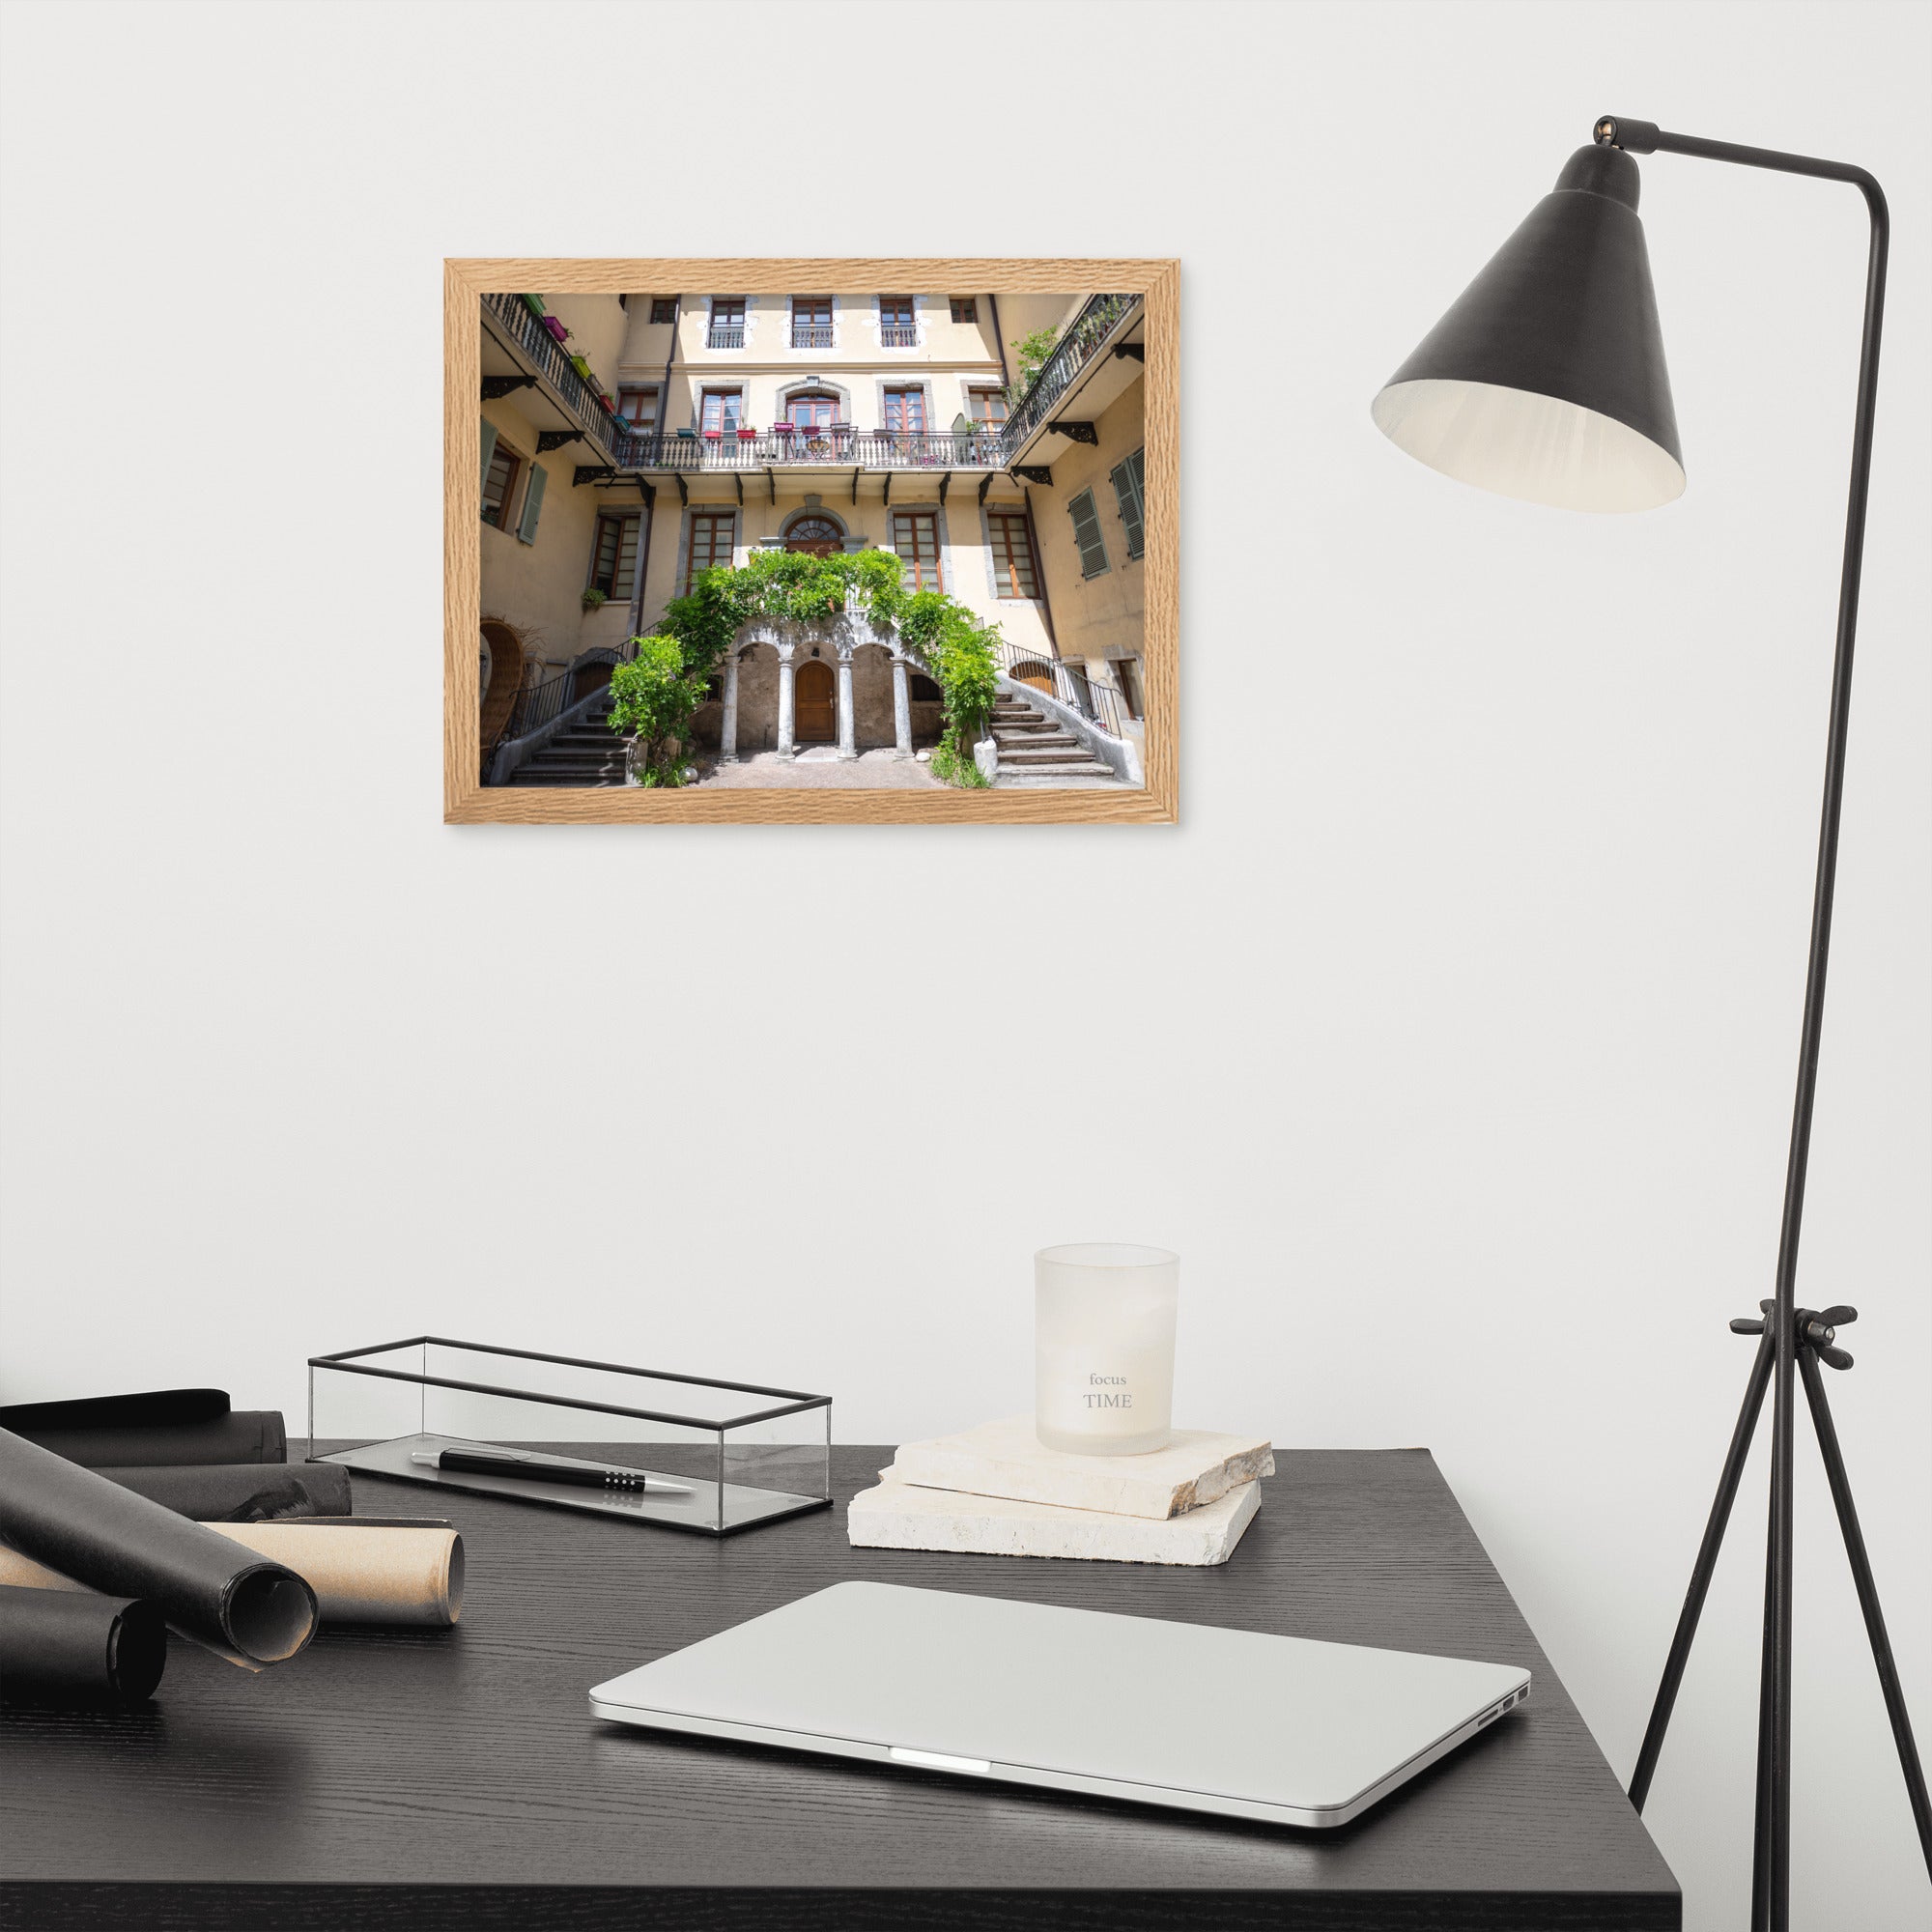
[504,772,629,787]
[993,728,1077,747]
[999,745,1094,765]
[516,760,628,778]
[994,760,1116,779]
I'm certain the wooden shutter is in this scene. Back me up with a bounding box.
[1111,448,1146,559]
[479,418,498,497]
[1067,490,1109,578]
[988,512,1037,597]
[516,461,548,544]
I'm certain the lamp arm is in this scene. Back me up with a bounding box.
[1597,114,1892,1932]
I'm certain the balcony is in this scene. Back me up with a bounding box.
[1001,293,1142,457]
[611,427,1009,472]
[479,292,629,461]
[707,325,744,349]
[880,326,918,348]
[791,325,834,350]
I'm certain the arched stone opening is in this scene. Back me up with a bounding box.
[479,620,528,748]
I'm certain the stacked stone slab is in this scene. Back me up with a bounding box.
[847,1417,1273,1566]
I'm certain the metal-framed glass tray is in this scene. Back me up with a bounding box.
[308,1336,832,1535]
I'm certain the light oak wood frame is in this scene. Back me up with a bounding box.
[445,258,1179,824]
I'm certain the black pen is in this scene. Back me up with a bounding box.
[411,1445,691,1495]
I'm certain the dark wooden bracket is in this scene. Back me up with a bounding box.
[1050,420,1098,445]
[1113,342,1145,364]
[482,376,537,400]
[938,470,952,504]
[1013,465,1053,486]
[537,429,586,452]
[573,465,616,487]
[674,472,689,506]
[978,473,994,504]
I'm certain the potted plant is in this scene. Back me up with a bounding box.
[582,586,609,611]
[541,315,569,344]
[736,422,758,442]
[772,420,794,439]
[702,426,724,441]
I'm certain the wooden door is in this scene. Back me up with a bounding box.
[1013,660,1056,696]
[795,659,836,742]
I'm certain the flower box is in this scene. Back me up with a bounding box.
[541,315,569,344]
[520,294,547,320]
[569,353,594,381]
[736,426,758,441]
[702,430,724,441]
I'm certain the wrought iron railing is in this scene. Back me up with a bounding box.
[791,325,833,349]
[999,292,1141,454]
[482,293,629,456]
[992,638,1132,740]
[613,428,1009,470]
[482,645,632,780]
[707,325,744,349]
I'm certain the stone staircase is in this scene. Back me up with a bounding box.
[500,693,629,787]
[989,691,1120,784]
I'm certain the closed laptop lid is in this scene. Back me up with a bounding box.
[589,1580,1529,1817]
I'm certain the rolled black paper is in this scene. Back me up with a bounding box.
[3,1409,286,1468]
[0,1583,167,1703]
[0,1428,316,1668]
[0,1389,230,1433]
[97,1463,353,1522]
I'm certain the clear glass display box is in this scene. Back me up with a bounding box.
[308,1337,832,1536]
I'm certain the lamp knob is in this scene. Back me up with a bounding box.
[1595,115,1661,154]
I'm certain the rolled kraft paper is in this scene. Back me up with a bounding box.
[0,1584,167,1704]
[0,1521,464,1628]
[0,1428,316,1669]
[206,1522,464,1626]
[4,1410,286,1468]
[98,1462,353,1522]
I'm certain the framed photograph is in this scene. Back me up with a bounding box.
[443,260,1177,824]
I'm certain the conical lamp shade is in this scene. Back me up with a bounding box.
[1373,145,1683,513]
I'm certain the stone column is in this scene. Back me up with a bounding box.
[836,645,858,760]
[776,642,796,759]
[719,649,742,763]
[890,653,914,759]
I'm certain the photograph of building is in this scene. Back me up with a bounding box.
[471,284,1151,792]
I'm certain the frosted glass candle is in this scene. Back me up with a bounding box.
[1034,1243,1179,1456]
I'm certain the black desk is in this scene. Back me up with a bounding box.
[0,1447,1678,1930]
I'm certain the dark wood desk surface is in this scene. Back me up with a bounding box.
[0,1446,1678,1931]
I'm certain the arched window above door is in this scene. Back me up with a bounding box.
[783,513,844,556]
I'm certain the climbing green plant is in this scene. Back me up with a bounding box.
[606,636,708,785]
[898,590,1001,762]
[1007,325,1061,403]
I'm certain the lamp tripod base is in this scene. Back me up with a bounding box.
[1628,1305,1931,1928]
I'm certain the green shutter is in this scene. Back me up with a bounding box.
[479,418,498,501]
[1111,447,1146,560]
[516,462,548,545]
[1067,489,1109,578]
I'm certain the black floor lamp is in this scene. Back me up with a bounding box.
[1370,116,1927,1931]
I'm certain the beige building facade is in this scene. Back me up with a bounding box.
[475,285,1148,781]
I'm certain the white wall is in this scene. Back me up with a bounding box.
[1,4,1925,1926]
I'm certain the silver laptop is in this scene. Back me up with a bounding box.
[589,1580,1530,1829]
